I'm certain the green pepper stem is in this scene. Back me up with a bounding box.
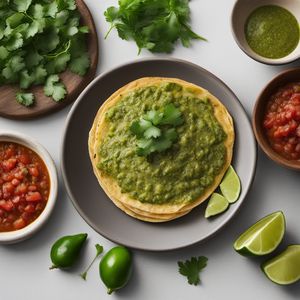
[107,288,114,295]
[80,244,103,281]
[49,265,58,270]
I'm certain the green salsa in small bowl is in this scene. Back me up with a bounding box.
[231,0,300,65]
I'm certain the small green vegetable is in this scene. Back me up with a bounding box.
[104,0,206,54]
[130,103,183,156]
[0,0,90,106]
[80,244,104,281]
[178,256,208,286]
[16,92,34,106]
[50,233,88,269]
[44,75,67,102]
[99,246,133,295]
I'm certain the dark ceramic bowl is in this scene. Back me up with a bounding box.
[253,68,300,170]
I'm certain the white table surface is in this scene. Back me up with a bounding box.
[1,0,300,299]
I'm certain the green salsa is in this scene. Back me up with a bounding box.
[97,83,227,205]
[245,5,300,59]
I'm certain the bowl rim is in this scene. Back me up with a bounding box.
[231,0,300,66]
[0,130,58,243]
[252,67,300,170]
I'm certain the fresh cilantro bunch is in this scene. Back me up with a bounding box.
[104,0,206,53]
[130,103,183,156]
[178,256,208,286]
[0,0,90,106]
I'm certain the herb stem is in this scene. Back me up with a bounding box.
[105,24,116,39]
[80,244,103,281]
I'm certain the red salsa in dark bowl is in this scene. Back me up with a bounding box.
[263,82,300,160]
[0,142,50,232]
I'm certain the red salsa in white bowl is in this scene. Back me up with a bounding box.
[0,132,57,243]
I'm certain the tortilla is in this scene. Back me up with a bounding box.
[88,77,234,222]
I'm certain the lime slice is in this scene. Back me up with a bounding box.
[262,245,300,285]
[205,193,229,218]
[220,166,241,203]
[233,211,285,256]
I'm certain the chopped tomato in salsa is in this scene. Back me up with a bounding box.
[0,142,50,232]
[263,82,300,160]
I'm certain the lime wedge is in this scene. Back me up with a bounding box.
[205,193,229,218]
[262,245,300,285]
[233,211,285,256]
[220,166,241,203]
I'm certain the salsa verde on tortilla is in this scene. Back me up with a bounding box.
[89,78,234,222]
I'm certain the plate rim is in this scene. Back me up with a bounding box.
[61,57,257,252]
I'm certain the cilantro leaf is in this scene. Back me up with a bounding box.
[161,104,184,126]
[68,52,90,76]
[25,20,39,38]
[104,7,119,23]
[144,126,161,139]
[25,50,43,68]
[152,137,172,153]
[57,0,76,11]
[104,0,205,53]
[37,28,60,52]
[6,12,24,29]
[2,56,25,81]
[0,0,9,9]
[178,256,208,286]
[20,70,34,89]
[130,103,183,156]
[164,128,178,141]
[13,0,32,12]
[31,65,47,85]
[144,110,164,125]
[46,52,71,74]
[0,24,4,40]
[16,92,34,107]
[136,138,153,156]
[65,26,78,36]
[79,26,89,33]
[44,75,67,101]
[0,46,8,60]
[130,119,152,137]
[45,2,58,18]
[6,32,23,51]
[29,4,44,19]
[54,10,69,26]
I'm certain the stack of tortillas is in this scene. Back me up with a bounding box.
[88,78,234,222]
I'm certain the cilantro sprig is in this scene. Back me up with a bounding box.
[0,0,91,106]
[178,256,208,286]
[130,103,183,156]
[104,0,206,54]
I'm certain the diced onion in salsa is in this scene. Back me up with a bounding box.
[0,142,50,232]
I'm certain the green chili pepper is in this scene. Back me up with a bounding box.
[99,246,133,295]
[49,233,88,270]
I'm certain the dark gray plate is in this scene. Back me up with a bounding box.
[61,58,257,251]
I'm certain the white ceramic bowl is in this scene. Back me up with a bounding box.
[0,131,58,244]
[231,0,300,65]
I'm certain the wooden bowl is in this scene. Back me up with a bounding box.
[253,68,300,170]
[231,0,300,65]
[0,0,98,120]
